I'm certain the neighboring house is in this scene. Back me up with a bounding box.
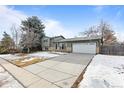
[42,35,65,51]
[53,36,102,54]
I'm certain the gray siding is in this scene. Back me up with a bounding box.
[42,36,65,51]
[50,36,65,50]
[42,37,50,50]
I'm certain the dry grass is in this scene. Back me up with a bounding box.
[17,53,28,56]
[11,57,46,67]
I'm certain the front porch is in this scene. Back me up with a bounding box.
[49,42,72,53]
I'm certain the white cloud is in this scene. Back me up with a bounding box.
[115,31,124,42]
[0,5,27,39]
[116,11,121,17]
[94,5,105,13]
[110,22,124,42]
[44,19,76,38]
[0,5,76,40]
[115,10,123,20]
[114,28,124,42]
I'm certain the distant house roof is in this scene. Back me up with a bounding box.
[50,35,65,39]
[55,36,102,42]
[43,36,50,39]
[43,35,65,39]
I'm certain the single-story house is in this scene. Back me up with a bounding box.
[42,35,102,54]
[53,36,102,54]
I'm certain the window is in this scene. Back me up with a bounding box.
[44,39,48,42]
[56,44,57,49]
[62,44,64,49]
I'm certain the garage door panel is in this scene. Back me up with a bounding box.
[73,43,96,54]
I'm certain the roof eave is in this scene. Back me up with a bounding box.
[55,38,102,43]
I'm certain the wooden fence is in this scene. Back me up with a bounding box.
[100,44,124,55]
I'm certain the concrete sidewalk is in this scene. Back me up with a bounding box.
[0,58,59,88]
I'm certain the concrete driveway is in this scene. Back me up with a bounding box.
[23,53,94,88]
[50,53,94,65]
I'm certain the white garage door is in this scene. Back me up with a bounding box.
[73,42,96,54]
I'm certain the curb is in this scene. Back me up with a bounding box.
[71,55,95,88]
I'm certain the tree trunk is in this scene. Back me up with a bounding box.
[27,47,30,53]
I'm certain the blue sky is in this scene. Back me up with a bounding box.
[11,5,124,24]
[11,5,124,27]
[0,5,124,41]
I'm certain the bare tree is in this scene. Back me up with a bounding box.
[79,21,117,45]
[98,21,117,44]
[79,25,100,37]
[20,29,40,53]
[10,24,21,50]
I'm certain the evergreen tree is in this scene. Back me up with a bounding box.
[0,32,14,53]
[20,16,45,52]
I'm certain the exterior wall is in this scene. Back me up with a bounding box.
[95,39,102,54]
[42,37,50,50]
[66,43,72,52]
[49,36,65,51]
[52,42,72,53]
[42,36,101,54]
[42,36,64,51]
[96,47,100,54]
[52,40,101,53]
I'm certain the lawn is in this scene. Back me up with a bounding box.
[11,57,46,67]
[79,54,124,88]
[0,52,66,67]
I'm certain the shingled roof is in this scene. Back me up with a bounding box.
[55,36,102,42]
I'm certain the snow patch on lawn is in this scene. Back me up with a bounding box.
[0,52,60,60]
[28,52,59,58]
[79,54,124,88]
[21,58,35,63]
[50,52,69,55]
[0,54,22,60]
